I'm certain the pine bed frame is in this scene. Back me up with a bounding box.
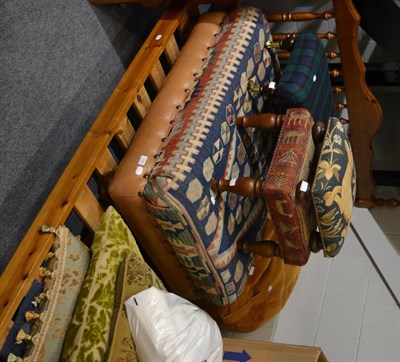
[0,0,388,348]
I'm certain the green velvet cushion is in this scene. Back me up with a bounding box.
[61,206,137,362]
[105,252,165,362]
[24,226,90,362]
[311,117,356,257]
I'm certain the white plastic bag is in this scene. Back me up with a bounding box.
[124,286,223,362]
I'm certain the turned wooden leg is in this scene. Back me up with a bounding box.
[237,239,281,258]
[237,231,323,260]
[211,177,263,198]
[308,230,324,254]
[312,121,326,144]
[236,113,285,131]
[97,170,115,205]
[265,35,296,51]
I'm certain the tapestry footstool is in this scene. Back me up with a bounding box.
[110,6,281,306]
[211,109,356,266]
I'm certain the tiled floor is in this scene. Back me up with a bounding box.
[223,186,400,362]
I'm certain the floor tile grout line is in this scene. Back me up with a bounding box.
[350,224,400,307]
[312,258,333,346]
[270,311,280,341]
[355,263,372,362]
[270,315,278,342]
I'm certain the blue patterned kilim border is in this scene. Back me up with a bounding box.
[144,8,277,305]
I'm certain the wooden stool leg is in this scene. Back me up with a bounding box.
[236,113,285,131]
[211,177,263,198]
[237,239,281,258]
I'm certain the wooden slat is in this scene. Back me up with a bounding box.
[96,148,118,176]
[74,185,104,234]
[115,115,136,151]
[165,36,180,65]
[0,3,189,341]
[150,60,167,91]
[333,0,382,203]
[132,86,152,120]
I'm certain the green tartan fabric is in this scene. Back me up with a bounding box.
[276,32,334,123]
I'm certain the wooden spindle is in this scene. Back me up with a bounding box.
[326,51,340,59]
[211,177,263,198]
[266,11,334,22]
[272,32,337,41]
[334,102,348,110]
[236,113,285,131]
[278,51,340,61]
[277,51,290,60]
[272,32,297,41]
[330,69,342,78]
[332,86,343,94]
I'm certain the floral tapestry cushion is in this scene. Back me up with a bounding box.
[263,108,317,265]
[61,206,138,362]
[311,117,356,257]
[22,226,90,362]
[105,252,165,362]
[143,7,277,306]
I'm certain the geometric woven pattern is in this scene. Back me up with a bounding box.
[311,117,356,257]
[144,7,277,305]
[263,108,317,265]
[276,32,334,124]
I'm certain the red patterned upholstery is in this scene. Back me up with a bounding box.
[263,108,317,265]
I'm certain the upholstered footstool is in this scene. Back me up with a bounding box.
[110,6,279,306]
[212,109,356,265]
[250,32,335,123]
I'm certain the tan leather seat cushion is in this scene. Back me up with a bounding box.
[197,217,300,332]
